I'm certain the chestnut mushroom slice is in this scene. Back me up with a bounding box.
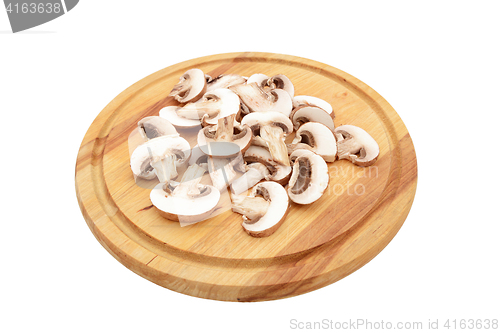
[293,95,333,115]
[150,164,221,225]
[241,111,293,166]
[230,162,270,195]
[243,145,292,185]
[287,122,337,162]
[168,68,207,103]
[130,134,190,180]
[206,74,247,91]
[287,149,329,205]
[232,181,289,237]
[197,114,252,158]
[137,116,177,141]
[229,82,292,117]
[334,125,380,167]
[290,105,335,132]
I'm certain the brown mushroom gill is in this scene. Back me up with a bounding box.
[290,157,312,195]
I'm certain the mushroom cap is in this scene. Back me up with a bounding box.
[289,122,337,162]
[159,106,202,129]
[206,74,247,91]
[244,145,291,185]
[267,74,294,98]
[168,68,207,103]
[229,82,293,117]
[130,134,191,180]
[199,88,241,126]
[293,95,333,114]
[334,125,379,166]
[290,105,335,132]
[287,149,329,205]
[150,182,220,222]
[240,111,293,135]
[197,123,252,158]
[246,73,269,86]
[240,181,289,237]
[137,116,177,141]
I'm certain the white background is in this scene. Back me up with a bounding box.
[1,1,499,332]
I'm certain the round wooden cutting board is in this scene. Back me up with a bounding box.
[75,52,417,302]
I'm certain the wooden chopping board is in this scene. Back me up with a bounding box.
[75,52,417,302]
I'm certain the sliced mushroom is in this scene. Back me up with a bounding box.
[168,68,207,103]
[230,162,270,195]
[130,134,190,180]
[137,116,177,141]
[290,105,335,132]
[206,74,247,91]
[267,74,294,98]
[246,74,294,98]
[293,95,333,114]
[230,82,292,117]
[287,122,337,162]
[246,73,269,86]
[244,145,291,185]
[232,181,289,237]
[197,114,252,158]
[150,164,220,225]
[159,106,202,129]
[241,111,293,166]
[287,149,329,205]
[334,125,379,166]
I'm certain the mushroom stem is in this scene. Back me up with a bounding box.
[176,100,220,120]
[336,135,364,161]
[231,163,270,195]
[150,152,178,183]
[231,195,270,223]
[215,113,235,141]
[172,164,208,198]
[208,156,239,191]
[259,125,290,166]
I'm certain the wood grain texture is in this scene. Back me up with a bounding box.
[75,52,417,302]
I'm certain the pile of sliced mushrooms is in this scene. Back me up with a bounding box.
[130,68,380,237]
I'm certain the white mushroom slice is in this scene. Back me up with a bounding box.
[246,74,294,98]
[137,116,177,141]
[229,82,293,117]
[244,146,291,185]
[206,74,247,91]
[159,106,202,129]
[130,134,190,180]
[287,122,337,162]
[168,68,207,103]
[246,73,269,86]
[267,74,294,98]
[241,111,293,166]
[334,125,379,166]
[291,105,335,132]
[287,149,329,205]
[197,114,252,158]
[293,95,333,114]
[230,163,270,195]
[232,181,289,237]
[178,88,240,126]
[150,164,220,225]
